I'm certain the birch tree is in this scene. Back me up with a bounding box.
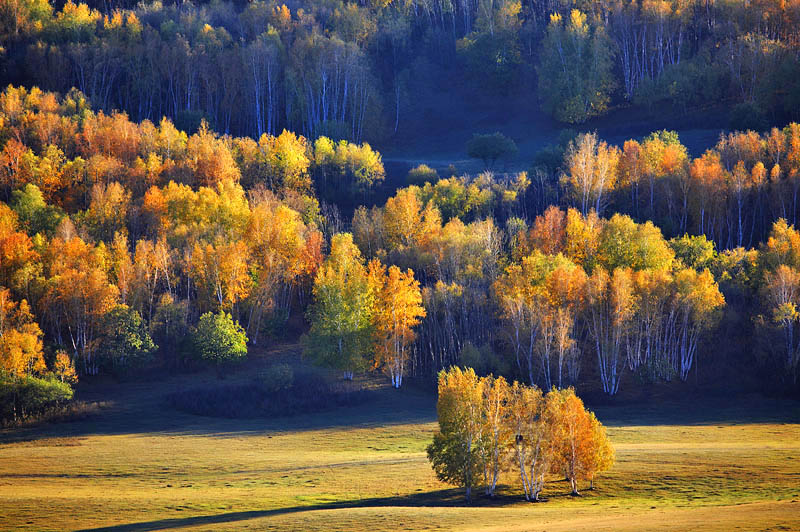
[586,267,634,395]
[506,381,550,501]
[427,366,485,503]
[370,261,426,388]
[563,132,620,216]
[764,264,800,382]
[671,268,725,380]
[304,233,376,379]
[481,374,509,497]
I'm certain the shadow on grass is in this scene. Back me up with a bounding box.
[4,388,800,447]
[73,489,512,532]
[3,350,798,446]
[590,395,800,428]
[0,383,437,445]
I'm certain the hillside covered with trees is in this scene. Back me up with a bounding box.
[2,0,800,143]
[1,81,800,427]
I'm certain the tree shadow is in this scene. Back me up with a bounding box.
[4,387,799,447]
[73,489,502,532]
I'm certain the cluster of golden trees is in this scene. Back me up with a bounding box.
[0,178,325,378]
[497,207,725,394]
[560,127,800,248]
[349,185,726,394]
[428,367,613,502]
[0,86,383,211]
[0,88,332,387]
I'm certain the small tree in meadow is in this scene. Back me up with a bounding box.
[427,367,485,503]
[545,387,614,495]
[466,133,518,169]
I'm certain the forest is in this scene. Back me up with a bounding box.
[1,81,800,425]
[2,0,800,141]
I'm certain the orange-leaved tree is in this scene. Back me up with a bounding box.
[547,387,614,495]
[369,260,425,388]
[0,286,46,378]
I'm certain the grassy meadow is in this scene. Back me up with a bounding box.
[1,345,800,532]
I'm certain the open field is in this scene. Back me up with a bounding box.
[1,346,800,532]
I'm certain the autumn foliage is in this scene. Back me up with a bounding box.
[2,83,800,424]
[428,367,614,502]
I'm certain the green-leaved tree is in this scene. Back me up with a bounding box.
[192,311,248,372]
[303,233,376,379]
[98,305,156,373]
[427,367,486,503]
[466,132,518,169]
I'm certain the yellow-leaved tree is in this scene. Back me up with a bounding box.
[189,238,252,315]
[369,261,426,388]
[426,366,485,503]
[0,287,46,378]
[506,381,550,501]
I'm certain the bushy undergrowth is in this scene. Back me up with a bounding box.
[167,368,371,418]
[1,401,111,428]
[0,375,75,425]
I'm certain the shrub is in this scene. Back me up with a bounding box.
[729,102,767,132]
[192,311,248,369]
[459,342,510,376]
[531,129,578,172]
[407,164,439,185]
[260,363,294,393]
[0,374,74,424]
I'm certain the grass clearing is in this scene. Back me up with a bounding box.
[1,347,799,531]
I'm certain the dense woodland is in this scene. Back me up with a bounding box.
[2,0,800,141]
[2,80,800,425]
